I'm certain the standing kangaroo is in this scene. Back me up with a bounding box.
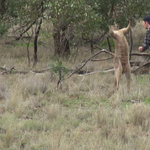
[109,20,131,92]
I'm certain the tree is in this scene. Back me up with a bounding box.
[0,0,23,35]
[46,0,90,57]
[1,0,150,63]
[86,0,150,28]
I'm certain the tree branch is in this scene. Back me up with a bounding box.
[15,20,36,40]
[65,49,114,80]
[0,66,52,74]
[91,57,113,61]
[132,62,150,73]
[130,52,150,57]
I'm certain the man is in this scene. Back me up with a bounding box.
[139,15,150,52]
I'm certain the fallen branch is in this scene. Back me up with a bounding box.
[132,62,150,73]
[0,66,15,74]
[31,67,52,73]
[130,52,150,57]
[78,68,114,76]
[65,49,110,79]
[91,57,113,61]
[0,66,52,74]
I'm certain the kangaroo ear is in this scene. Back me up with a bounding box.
[113,22,119,29]
[127,18,132,24]
[128,18,132,21]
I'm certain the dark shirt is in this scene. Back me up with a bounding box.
[142,28,150,51]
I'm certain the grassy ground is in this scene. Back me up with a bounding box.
[0,23,150,150]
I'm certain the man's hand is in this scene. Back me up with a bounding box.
[138,46,143,52]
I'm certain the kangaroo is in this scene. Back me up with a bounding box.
[109,20,131,92]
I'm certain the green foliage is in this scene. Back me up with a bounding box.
[0,23,8,36]
[86,0,150,30]
[50,58,69,80]
[100,38,114,49]
[145,97,150,105]
[1,0,150,59]
[1,0,150,34]
[85,0,119,31]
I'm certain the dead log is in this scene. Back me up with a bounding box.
[0,66,52,74]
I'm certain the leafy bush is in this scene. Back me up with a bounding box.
[50,58,69,88]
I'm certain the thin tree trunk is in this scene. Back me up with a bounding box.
[62,38,70,57]
[129,28,133,60]
[107,36,112,52]
[61,26,70,57]
[33,18,42,67]
[26,30,33,67]
[90,36,94,55]
[27,40,31,67]
[0,0,6,15]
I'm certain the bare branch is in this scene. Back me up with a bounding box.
[0,66,52,74]
[130,52,150,57]
[78,68,114,76]
[15,20,36,40]
[65,49,114,79]
[94,46,115,56]
[91,57,113,61]
[132,62,150,73]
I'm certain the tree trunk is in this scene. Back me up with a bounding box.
[53,28,61,56]
[107,37,112,52]
[0,0,6,15]
[33,18,42,67]
[53,25,70,57]
[90,36,94,55]
[129,28,133,60]
[61,26,70,57]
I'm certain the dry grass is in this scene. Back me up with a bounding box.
[0,25,150,150]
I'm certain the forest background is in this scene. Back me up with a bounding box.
[0,0,150,150]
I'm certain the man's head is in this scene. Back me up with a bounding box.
[143,15,150,29]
